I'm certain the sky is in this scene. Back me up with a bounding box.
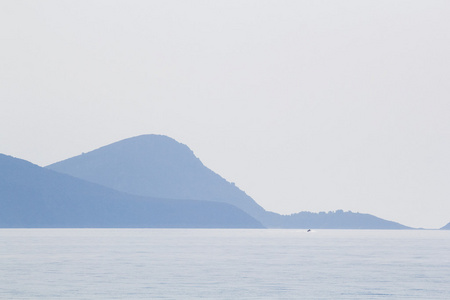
[1,0,450,229]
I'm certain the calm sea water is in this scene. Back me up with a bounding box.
[0,229,449,299]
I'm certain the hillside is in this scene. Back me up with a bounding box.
[47,134,410,229]
[0,154,263,228]
[441,222,450,230]
[47,135,267,216]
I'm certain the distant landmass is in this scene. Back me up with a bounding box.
[263,210,410,229]
[441,222,450,230]
[0,154,263,228]
[47,134,410,229]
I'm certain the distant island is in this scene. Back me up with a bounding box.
[42,134,409,229]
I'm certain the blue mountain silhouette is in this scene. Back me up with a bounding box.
[47,134,410,229]
[0,153,263,228]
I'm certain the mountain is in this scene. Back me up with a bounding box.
[47,135,266,216]
[441,222,450,230]
[0,154,263,228]
[47,134,410,229]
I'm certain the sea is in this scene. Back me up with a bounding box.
[1,229,449,299]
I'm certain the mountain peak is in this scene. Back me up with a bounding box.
[47,135,265,216]
[93,134,194,157]
[112,134,181,145]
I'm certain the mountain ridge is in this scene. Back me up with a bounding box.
[47,134,410,229]
[0,153,263,228]
[47,134,266,217]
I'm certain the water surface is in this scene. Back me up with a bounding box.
[1,229,449,299]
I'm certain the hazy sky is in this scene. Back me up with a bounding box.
[1,1,449,229]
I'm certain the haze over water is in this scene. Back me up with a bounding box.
[1,229,449,299]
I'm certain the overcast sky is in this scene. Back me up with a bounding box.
[1,0,449,229]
